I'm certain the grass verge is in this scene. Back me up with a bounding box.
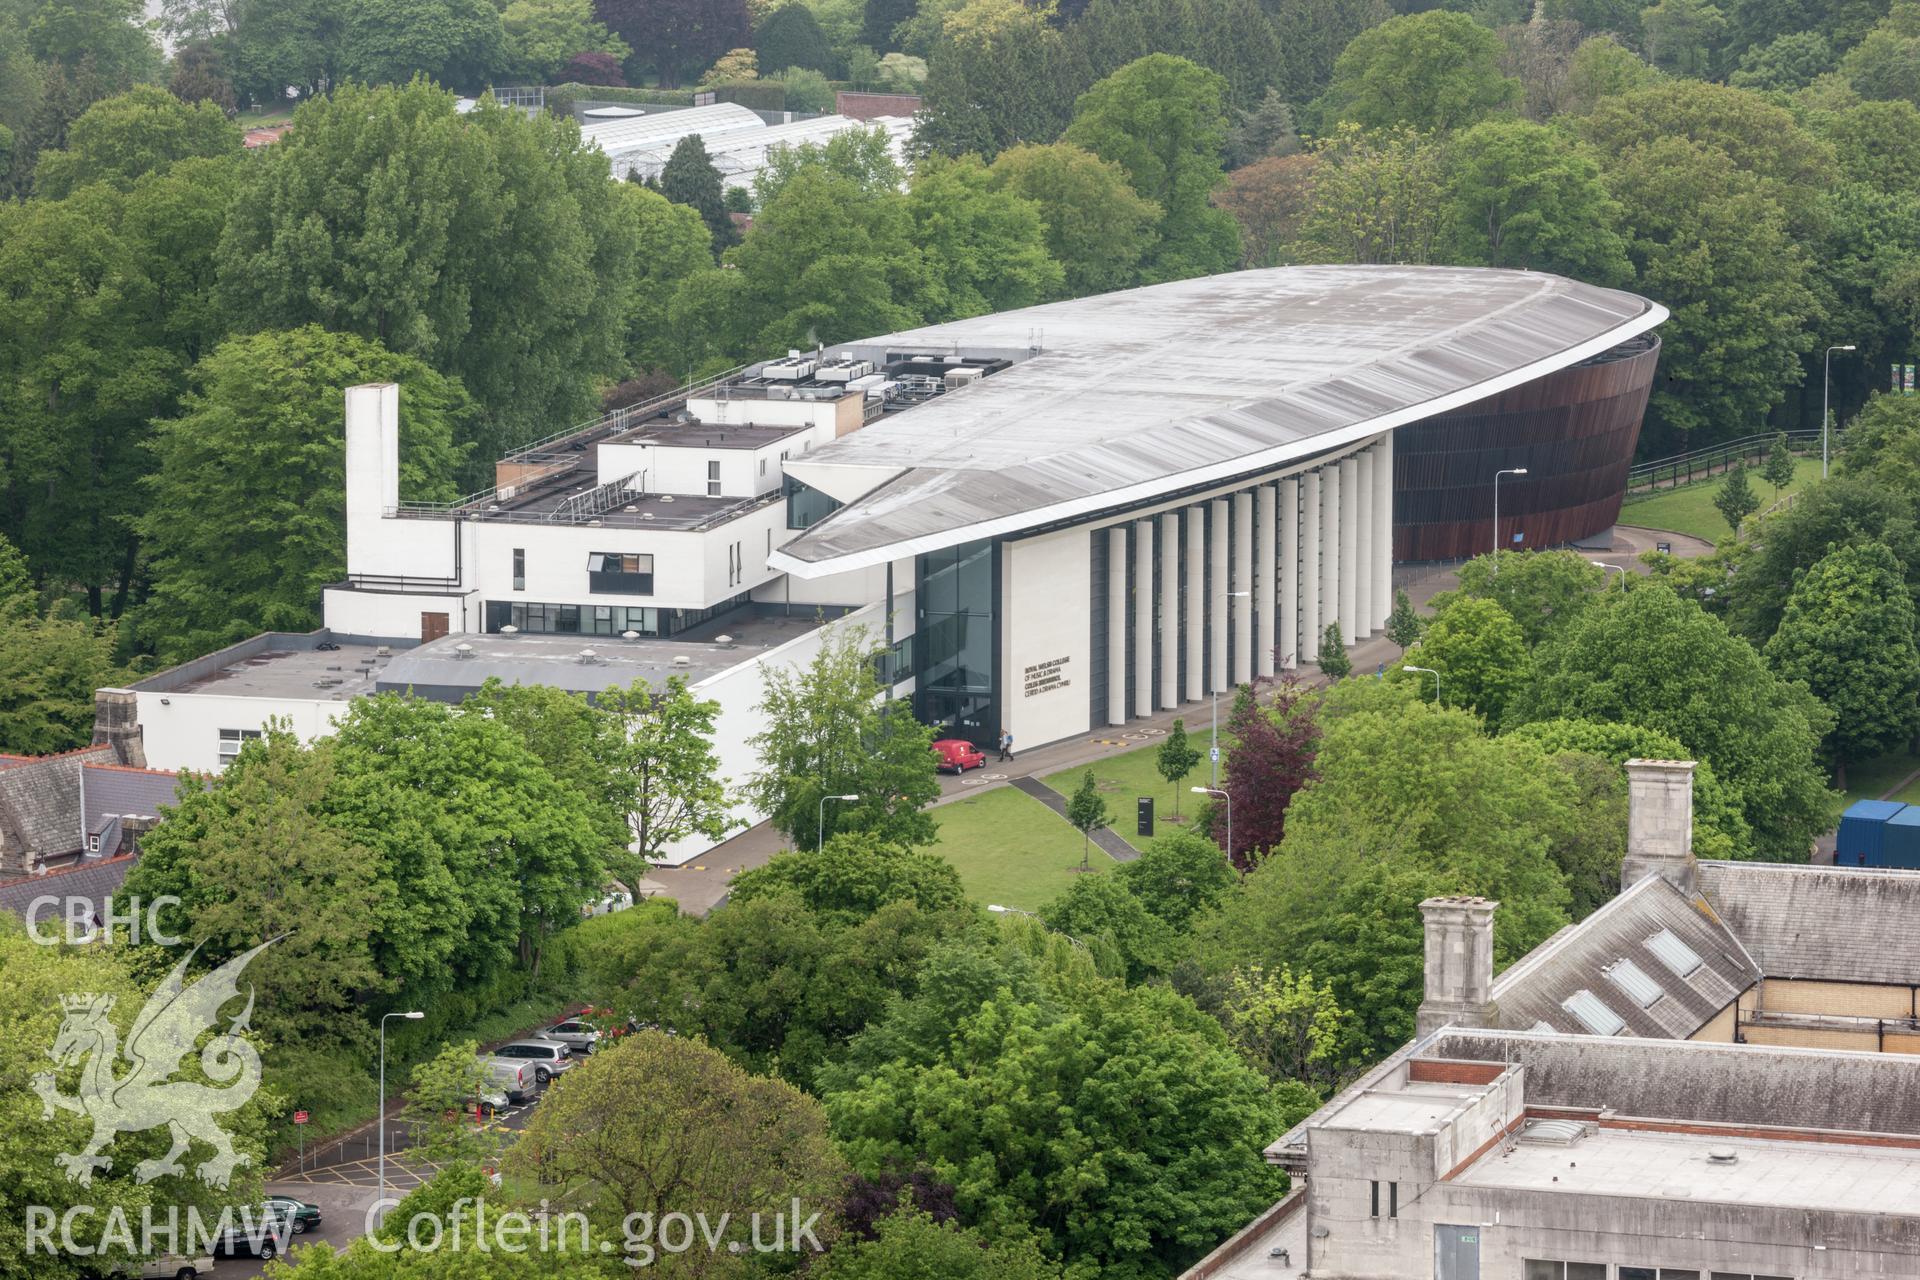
[929,786,1106,911]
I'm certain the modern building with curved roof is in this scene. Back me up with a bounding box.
[122,266,1663,857]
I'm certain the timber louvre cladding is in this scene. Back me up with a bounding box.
[1392,335,1660,563]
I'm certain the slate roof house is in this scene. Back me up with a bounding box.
[1191,760,1920,1280]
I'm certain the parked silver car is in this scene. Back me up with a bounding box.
[489,1040,576,1084]
[479,1055,535,1105]
[536,1018,601,1055]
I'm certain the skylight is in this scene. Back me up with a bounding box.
[1562,989,1627,1036]
[1646,928,1705,978]
[1603,958,1666,1009]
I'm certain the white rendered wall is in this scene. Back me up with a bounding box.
[1133,520,1154,717]
[1338,455,1360,644]
[1374,433,1395,626]
[1255,485,1276,680]
[1157,511,1179,708]
[1107,527,1127,726]
[1279,477,1299,670]
[595,441,787,497]
[134,691,349,774]
[321,588,471,640]
[1320,464,1341,650]
[1233,491,1254,686]
[1184,506,1204,701]
[1301,472,1321,663]
[1003,527,1093,749]
[1208,498,1228,693]
[1355,451,1375,638]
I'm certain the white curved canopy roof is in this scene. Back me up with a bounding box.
[769,265,1666,578]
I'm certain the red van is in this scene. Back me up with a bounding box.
[931,739,987,773]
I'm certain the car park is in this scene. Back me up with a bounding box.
[536,1018,601,1055]
[210,1206,294,1261]
[489,1040,575,1084]
[931,738,987,773]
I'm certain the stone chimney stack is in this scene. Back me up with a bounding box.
[1621,758,1696,895]
[91,688,146,769]
[1416,896,1497,1038]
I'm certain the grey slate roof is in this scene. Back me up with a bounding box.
[772,265,1664,575]
[0,853,135,928]
[1697,860,1920,985]
[1489,875,1758,1039]
[83,764,185,835]
[1431,1028,1920,1138]
[0,745,117,863]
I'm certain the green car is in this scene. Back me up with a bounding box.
[263,1196,322,1234]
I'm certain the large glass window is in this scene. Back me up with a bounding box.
[785,475,843,530]
[914,539,997,746]
[587,552,653,595]
[218,728,261,766]
[512,548,525,591]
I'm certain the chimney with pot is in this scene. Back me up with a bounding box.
[1620,758,1697,896]
[91,688,146,768]
[1416,895,1498,1038]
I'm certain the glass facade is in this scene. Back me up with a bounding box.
[913,539,998,747]
[587,552,654,595]
[484,593,750,638]
[785,475,843,530]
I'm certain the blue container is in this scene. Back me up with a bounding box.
[1883,807,1920,869]
[1838,799,1906,866]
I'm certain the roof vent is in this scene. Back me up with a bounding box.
[672,655,691,667]
[500,625,519,636]
[578,648,600,664]
[714,633,735,648]
[375,646,392,658]
[621,630,641,641]
[1707,1147,1739,1165]
[659,494,676,503]
[641,513,655,520]
[454,642,475,659]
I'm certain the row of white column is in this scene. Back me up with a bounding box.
[1103,437,1393,726]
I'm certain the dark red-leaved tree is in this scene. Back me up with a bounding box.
[1206,679,1319,871]
[564,50,628,86]
[596,0,749,88]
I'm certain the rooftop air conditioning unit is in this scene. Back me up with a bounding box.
[946,367,984,389]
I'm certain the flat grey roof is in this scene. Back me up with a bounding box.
[613,421,808,450]
[377,613,825,697]
[1454,1127,1920,1215]
[160,641,392,700]
[771,266,1664,576]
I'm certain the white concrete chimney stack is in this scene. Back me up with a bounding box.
[1621,758,1698,896]
[1415,895,1497,1039]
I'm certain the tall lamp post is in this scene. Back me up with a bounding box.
[1403,664,1441,705]
[817,792,858,850]
[1823,344,1856,478]
[378,1009,424,1217]
[1492,468,1528,573]
[1210,590,1253,788]
[1193,785,1233,869]
[1590,560,1625,590]
[987,903,1090,950]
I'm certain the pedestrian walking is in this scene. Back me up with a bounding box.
[998,730,1014,762]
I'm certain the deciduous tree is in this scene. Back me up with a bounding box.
[1117,827,1238,927]
[1764,541,1920,780]
[32,84,237,197]
[756,1,838,73]
[1763,430,1797,494]
[988,141,1160,296]
[1063,53,1241,282]
[1215,152,1316,268]
[339,0,509,89]
[905,153,1062,320]
[1402,595,1531,723]
[597,0,750,88]
[1066,768,1109,867]
[1211,681,1319,868]
[1442,117,1630,283]
[137,327,469,661]
[1155,716,1202,816]
[1323,10,1520,133]
[500,0,630,82]
[1385,587,1424,651]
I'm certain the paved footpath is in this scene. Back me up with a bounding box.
[650,535,1703,916]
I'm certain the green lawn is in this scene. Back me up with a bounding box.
[1619,456,1822,544]
[1846,750,1920,803]
[1042,734,1225,853]
[928,786,1106,911]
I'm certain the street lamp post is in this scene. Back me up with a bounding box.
[817,793,859,851]
[378,1009,425,1216]
[987,903,1090,950]
[1590,560,1625,590]
[1823,344,1856,478]
[1193,785,1233,869]
[1404,664,1441,704]
[1211,590,1253,788]
[1492,468,1528,573]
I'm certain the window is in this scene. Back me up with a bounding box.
[1388,1182,1397,1219]
[512,547,525,591]
[218,728,261,765]
[1525,1263,1606,1280]
[1648,928,1705,978]
[1604,957,1667,1009]
[1369,1181,1379,1218]
[1710,1273,1792,1279]
[759,457,767,477]
[784,475,843,530]
[707,459,721,496]
[1562,988,1627,1036]
[1621,1270,1706,1280]
[587,552,654,595]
